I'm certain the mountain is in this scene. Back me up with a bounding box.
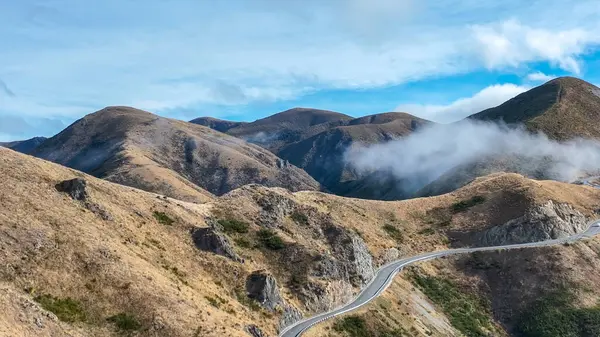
[4,146,600,337]
[277,112,431,195]
[31,106,319,202]
[0,136,47,154]
[416,77,600,198]
[196,109,431,197]
[470,77,600,140]
[226,107,354,152]
[189,116,247,133]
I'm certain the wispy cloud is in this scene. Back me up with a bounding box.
[396,84,529,123]
[0,0,598,122]
[472,19,599,74]
[526,72,557,82]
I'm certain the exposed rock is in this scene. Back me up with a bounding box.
[300,280,354,313]
[380,247,401,265]
[85,201,113,221]
[477,200,587,246]
[311,254,343,280]
[276,158,290,169]
[55,178,113,220]
[55,178,88,201]
[323,225,374,286]
[246,270,282,311]
[278,305,303,331]
[255,192,297,228]
[245,324,267,337]
[191,227,242,262]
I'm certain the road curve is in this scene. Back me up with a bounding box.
[279,220,600,337]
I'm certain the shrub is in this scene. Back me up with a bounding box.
[217,218,249,234]
[234,237,253,248]
[516,291,600,337]
[382,224,404,243]
[333,315,369,337]
[35,294,86,323]
[107,313,142,331]
[451,196,486,213]
[290,211,309,225]
[153,211,174,226]
[411,274,494,337]
[257,229,285,250]
[235,288,261,311]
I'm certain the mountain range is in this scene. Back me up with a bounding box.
[3,76,600,337]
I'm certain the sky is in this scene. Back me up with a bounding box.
[1,0,600,141]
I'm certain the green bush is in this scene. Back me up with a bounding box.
[217,218,249,234]
[257,229,285,250]
[153,211,174,226]
[516,291,600,337]
[234,237,253,248]
[382,224,404,243]
[451,196,486,213]
[333,315,369,337]
[107,313,142,331]
[235,288,261,311]
[35,294,87,323]
[411,274,494,337]
[290,211,309,225]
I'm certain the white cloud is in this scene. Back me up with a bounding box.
[526,72,556,82]
[0,0,598,121]
[472,19,599,74]
[396,84,529,123]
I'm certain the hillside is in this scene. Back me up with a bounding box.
[416,77,600,198]
[31,106,319,203]
[308,173,600,337]
[4,147,600,336]
[277,112,431,196]
[198,110,431,197]
[0,136,47,154]
[226,107,354,152]
[470,77,600,140]
[189,117,247,133]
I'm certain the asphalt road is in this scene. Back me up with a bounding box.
[279,220,600,337]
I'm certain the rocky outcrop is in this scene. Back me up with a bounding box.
[55,178,88,201]
[245,324,267,337]
[246,270,282,311]
[279,305,303,331]
[254,192,297,228]
[477,200,587,246]
[191,227,242,262]
[300,280,354,313]
[323,225,375,286]
[55,178,113,220]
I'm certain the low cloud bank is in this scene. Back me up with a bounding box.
[345,120,600,194]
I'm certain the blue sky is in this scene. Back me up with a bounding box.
[1,0,600,141]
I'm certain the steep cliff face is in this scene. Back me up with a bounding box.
[477,200,588,246]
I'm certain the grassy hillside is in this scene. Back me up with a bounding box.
[31,106,319,203]
[470,77,600,141]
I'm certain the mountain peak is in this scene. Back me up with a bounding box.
[469,77,600,140]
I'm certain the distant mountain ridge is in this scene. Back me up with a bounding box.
[0,136,47,154]
[31,106,319,202]
[196,108,431,197]
[189,116,247,133]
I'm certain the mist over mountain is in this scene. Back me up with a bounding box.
[346,119,600,197]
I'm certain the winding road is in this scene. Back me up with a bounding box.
[279,220,600,337]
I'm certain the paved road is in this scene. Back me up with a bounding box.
[279,220,600,337]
